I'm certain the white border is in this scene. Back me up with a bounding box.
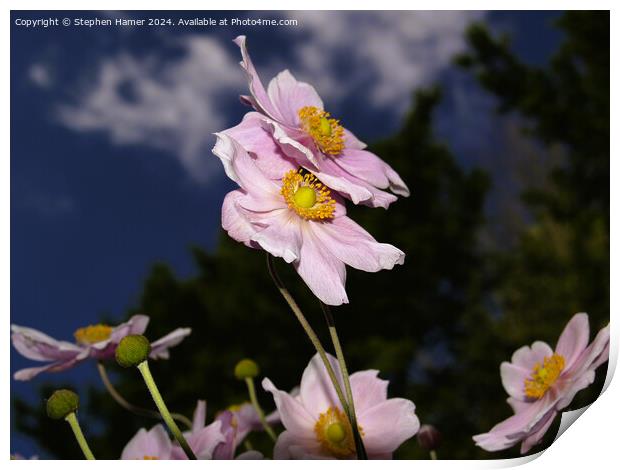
[3,2,616,468]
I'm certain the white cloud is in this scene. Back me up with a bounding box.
[285,11,485,113]
[57,36,244,182]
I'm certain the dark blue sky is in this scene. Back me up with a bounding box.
[10,10,563,457]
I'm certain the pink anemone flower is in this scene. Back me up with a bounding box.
[122,401,263,460]
[473,313,609,454]
[213,133,404,306]
[262,353,420,459]
[222,35,409,209]
[11,314,191,380]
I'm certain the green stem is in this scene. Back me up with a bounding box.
[265,254,352,419]
[320,302,368,460]
[97,362,192,429]
[245,377,277,442]
[430,450,438,460]
[65,412,95,460]
[137,361,196,460]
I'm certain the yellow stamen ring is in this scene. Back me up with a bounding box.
[524,353,565,399]
[281,170,336,220]
[314,407,361,458]
[74,324,113,345]
[298,106,345,156]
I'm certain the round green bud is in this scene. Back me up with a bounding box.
[234,358,260,380]
[115,334,151,368]
[46,389,79,420]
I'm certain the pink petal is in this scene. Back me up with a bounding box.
[233,403,260,441]
[213,411,236,459]
[262,378,316,438]
[222,190,259,247]
[213,133,280,196]
[273,430,323,460]
[350,370,388,413]
[192,400,206,433]
[473,396,553,452]
[299,353,344,418]
[555,313,590,371]
[249,210,303,263]
[293,225,349,305]
[315,158,398,208]
[564,323,609,378]
[261,117,321,168]
[109,315,150,344]
[121,425,172,460]
[221,112,297,180]
[11,325,83,361]
[507,397,530,414]
[520,410,557,454]
[233,36,284,122]
[314,216,405,273]
[337,148,410,197]
[267,69,324,127]
[510,341,554,370]
[149,328,191,360]
[500,362,530,399]
[173,421,224,460]
[358,398,419,455]
[343,129,367,150]
[13,358,84,381]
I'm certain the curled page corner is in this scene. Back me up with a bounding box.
[553,329,616,444]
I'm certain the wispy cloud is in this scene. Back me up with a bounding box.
[56,35,245,182]
[285,11,485,113]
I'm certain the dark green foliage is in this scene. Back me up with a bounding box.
[13,11,608,460]
[452,10,610,458]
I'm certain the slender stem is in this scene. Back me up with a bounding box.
[265,254,351,418]
[137,361,196,460]
[430,450,438,460]
[65,412,95,460]
[97,362,192,429]
[245,377,277,442]
[320,302,368,460]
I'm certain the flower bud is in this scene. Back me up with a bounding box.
[115,334,151,368]
[234,358,260,380]
[417,424,442,451]
[46,389,79,420]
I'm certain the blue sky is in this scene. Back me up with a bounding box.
[10,10,563,456]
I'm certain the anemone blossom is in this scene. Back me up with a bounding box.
[11,315,191,380]
[213,133,404,306]
[221,35,409,209]
[263,353,419,459]
[473,313,609,454]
